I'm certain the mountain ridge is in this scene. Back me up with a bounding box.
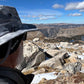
[22,23,84,38]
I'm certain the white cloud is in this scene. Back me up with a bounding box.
[27,15,31,17]
[68,13,82,16]
[19,15,31,18]
[18,9,61,22]
[21,18,37,23]
[80,9,84,12]
[65,2,78,10]
[20,14,56,19]
[65,1,84,10]
[38,14,44,17]
[21,19,31,22]
[18,9,62,17]
[32,15,37,18]
[39,17,48,20]
[18,10,29,14]
[52,4,64,9]
[76,1,84,9]
[39,16,56,20]
[20,15,57,22]
[20,15,37,18]
[38,14,56,18]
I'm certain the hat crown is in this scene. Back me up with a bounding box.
[0,6,22,37]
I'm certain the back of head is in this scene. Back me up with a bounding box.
[0,5,24,64]
[0,5,22,55]
[0,5,37,65]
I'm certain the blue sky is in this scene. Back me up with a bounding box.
[0,0,84,24]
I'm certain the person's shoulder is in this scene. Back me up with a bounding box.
[0,67,34,84]
[0,67,25,84]
[0,77,16,84]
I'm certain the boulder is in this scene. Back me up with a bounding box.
[39,52,69,69]
[73,44,79,49]
[45,49,67,57]
[17,41,46,70]
[33,38,40,42]
[64,62,82,74]
[50,44,57,49]
[32,68,46,75]
[22,67,35,75]
[44,43,60,50]
[44,43,51,49]
[25,51,46,69]
[39,57,62,69]
[38,78,47,84]
[58,70,71,77]
[23,41,39,57]
[75,51,82,55]
[64,53,78,63]
[46,49,60,57]
[18,50,46,70]
[59,42,69,48]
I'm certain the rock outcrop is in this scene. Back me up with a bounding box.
[17,41,46,70]
[39,52,70,69]
[19,40,84,84]
[63,62,82,74]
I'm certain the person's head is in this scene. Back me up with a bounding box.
[0,34,26,68]
[0,5,37,68]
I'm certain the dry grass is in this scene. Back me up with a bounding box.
[82,50,84,53]
[66,48,75,52]
[23,70,34,75]
[38,66,55,73]
[23,66,56,75]
[42,72,84,84]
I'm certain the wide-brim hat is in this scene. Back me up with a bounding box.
[0,5,37,45]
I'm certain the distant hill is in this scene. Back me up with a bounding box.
[22,23,84,38]
[26,30,45,40]
[36,23,84,38]
[35,23,84,29]
[57,27,84,38]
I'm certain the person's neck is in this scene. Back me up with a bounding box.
[0,63,15,69]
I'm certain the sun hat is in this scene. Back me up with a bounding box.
[0,5,37,45]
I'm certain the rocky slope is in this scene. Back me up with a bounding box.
[16,38,84,84]
[26,30,45,40]
[57,27,84,38]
